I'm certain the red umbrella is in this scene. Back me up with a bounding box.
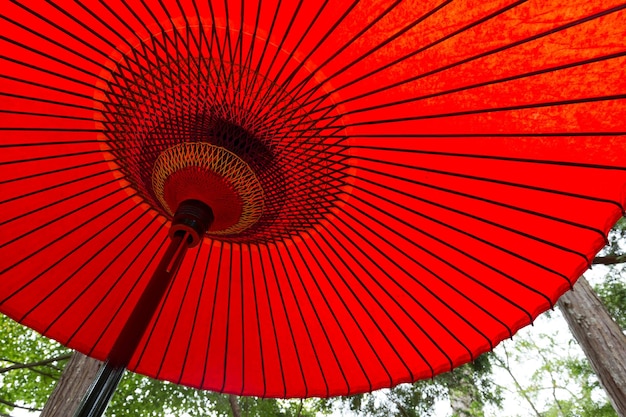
[1,0,626,414]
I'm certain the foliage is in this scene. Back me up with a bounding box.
[493,327,617,417]
[0,314,328,417]
[595,217,626,329]
[334,354,501,417]
[0,315,68,416]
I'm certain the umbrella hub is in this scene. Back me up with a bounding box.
[100,26,353,244]
[153,142,265,236]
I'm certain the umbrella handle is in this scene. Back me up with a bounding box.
[72,200,213,417]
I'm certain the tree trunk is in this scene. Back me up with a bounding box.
[228,394,243,417]
[40,352,103,417]
[448,365,484,417]
[557,276,626,417]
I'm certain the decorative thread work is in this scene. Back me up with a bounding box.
[153,142,264,235]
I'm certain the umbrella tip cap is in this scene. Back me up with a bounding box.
[170,199,214,247]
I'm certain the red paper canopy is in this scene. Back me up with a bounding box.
[1,0,626,398]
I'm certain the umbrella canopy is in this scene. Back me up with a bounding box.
[1,0,626,399]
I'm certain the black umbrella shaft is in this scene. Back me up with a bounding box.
[108,231,190,367]
[72,362,125,417]
[73,199,213,417]
[73,232,190,417]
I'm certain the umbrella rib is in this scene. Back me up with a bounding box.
[62,221,165,349]
[341,197,555,310]
[350,186,574,287]
[0,168,123,207]
[316,51,626,117]
[262,0,329,98]
[228,0,245,121]
[205,1,230,109]
[354,174,590,264]
[247,245,268,396]
[179,240,217,385]
[0,159,112,185]
[0,92,96,112]
[155,238,206,381]
[241,0,283,111]
[319,220,464,368]
[282,0,403,102]
[265,241,313,397]
[238,243,245,394]
[290,0,525,110]
[2,3,108,68]
[20,207,152,328]
[304,229,417,382]
[131,236,187,371]
[352,155,624,211]
[0,109,98,122]
[300,2,625,111]
[0,37,108,85]
[155,0,191,65]
[331,215,525,336]
[332,210,511,365]
[0,193,138,304]
[322,216,517,341]
[100,0,178,85]
[249,0,306,114]
[329,214,480,363]
[219,244,235,393]
[344,132,626,138]
[281,240,351,395]
[257,244,291,397]
[0,150,102,165]
[256,0,389,141]
[340,94,626,127]
[271,241,329,397]
[239,0,264,102]
[46,0,173,90]
[203,243,226,390]
[99,0,183,91]
[277,0,361,101]
[0,177,125,228]
[83,232,169,358]
[290,0,452,102]
[0,74,100,103]
[294,229,402,386]
[349,144,626,171]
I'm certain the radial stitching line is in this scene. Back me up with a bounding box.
[352,155,623,211]
[156,238,205,380]
[63,220,164,348]
[257,244,289,397]
[281,238,350,395]
[304,229,412,382]
[84,233,168,358]
[355,175,589,267]
[26,207,153,330]
[342,197,555,309]
[0,193,137,303]
[271,241,327,396]
[330,213,477,363]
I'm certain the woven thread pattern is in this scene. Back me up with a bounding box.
[153,142,264,235]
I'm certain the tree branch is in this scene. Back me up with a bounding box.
[0,398,43,413]
[592,254,626,265]
[0,353,71,378]
[492,345,543,417]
